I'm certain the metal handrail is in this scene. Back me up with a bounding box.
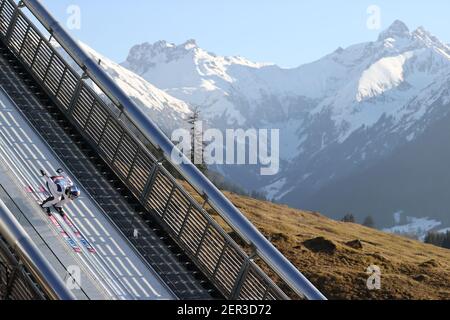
[20,0,326,300]
[0,199,75,300]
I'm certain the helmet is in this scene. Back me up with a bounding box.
[66,186,81,200]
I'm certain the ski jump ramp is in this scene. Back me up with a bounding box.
[0,87,175,300]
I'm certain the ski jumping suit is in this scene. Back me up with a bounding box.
[42,172,74,210]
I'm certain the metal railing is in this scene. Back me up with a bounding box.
[0,199,75,300]
[0,236,45,300]
[0,0,326,300]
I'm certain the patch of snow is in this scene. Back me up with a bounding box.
[393,211,403,224]
[262,178,287,200]
[275,185,296,201]
[437,227,450,234]
[406,132,415,141]
[356,53,412,102]
[383,216,442,240]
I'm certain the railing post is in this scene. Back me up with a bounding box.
[55,66,67,98]
[111,130,125,166]
[17,23,30,56]
[230,258,251,300]
[30,37,42,70]
[125,149,139,182]
[82,99,96,131]
[67,77,84,116]
[42,51,54,84]
[177,204,192,238]
[195,221,210,258]
[261,285,270,300]
[212,243,228,279]
[161,185,175,220]
[140,162,160,202]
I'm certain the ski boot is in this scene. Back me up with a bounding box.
[55,206,65,218]
[40,203,51,216]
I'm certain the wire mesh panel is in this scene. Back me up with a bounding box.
[0,0,292,300]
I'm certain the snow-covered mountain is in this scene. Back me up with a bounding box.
[118,20,450,227]
[65,20,450,230]
[121,21,450,146]
[54,41,192,134]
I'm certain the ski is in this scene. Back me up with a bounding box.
[62,214,96,254]
[49,214,82,253]
[26,185,81,253]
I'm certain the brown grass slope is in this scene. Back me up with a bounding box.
[182,182,450,300]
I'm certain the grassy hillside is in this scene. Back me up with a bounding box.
[182,182,450,300]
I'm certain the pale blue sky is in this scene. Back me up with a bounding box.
[39,0,450,68]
